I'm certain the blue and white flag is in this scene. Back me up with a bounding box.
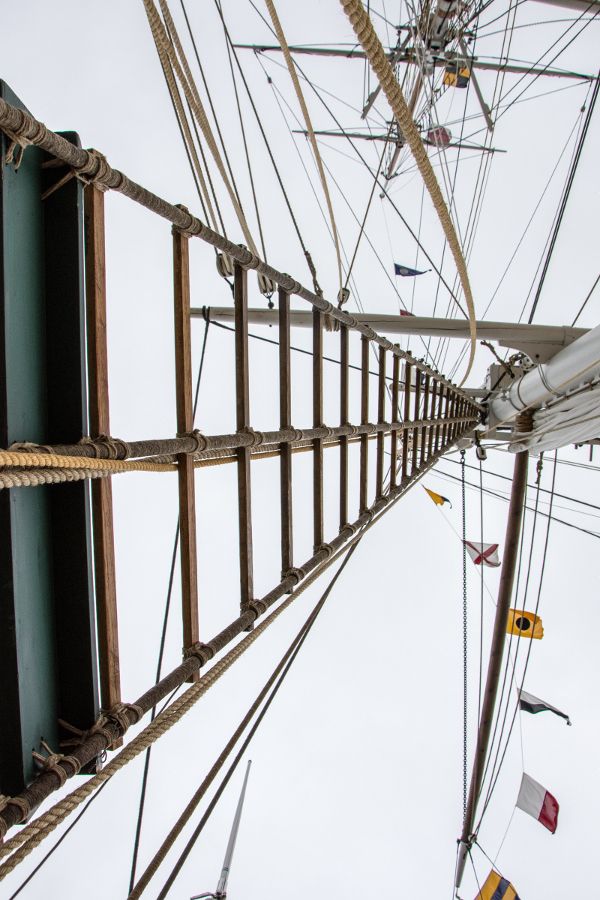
[394,263,430,277]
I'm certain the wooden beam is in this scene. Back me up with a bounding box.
[390,352,400,490]
[376,347,386,498]
[173,228,199,670]
[84,185,121,712]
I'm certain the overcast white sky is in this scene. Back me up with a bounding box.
[2,1,600,898]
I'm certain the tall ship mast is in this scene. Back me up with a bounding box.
[0,1,598,896]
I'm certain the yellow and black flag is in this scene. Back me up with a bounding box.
[443,61,471,88]
[507,608,544,639]
[476,869,520,899]
[423,487,452,508]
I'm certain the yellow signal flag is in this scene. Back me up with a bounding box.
[423,487,452,508]
[476,869,520,899]
[506,609,544,640]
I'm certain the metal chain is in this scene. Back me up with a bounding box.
[460,448,468,817]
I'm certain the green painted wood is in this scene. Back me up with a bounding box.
[0,82,99,793]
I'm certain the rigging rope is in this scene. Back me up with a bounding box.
[264,0,344,294]
[128,316,211,891]
[129,542,359,899]
[142,0,259,255]
[339,0,477,385]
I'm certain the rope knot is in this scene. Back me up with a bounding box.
[74,148,110,189]
[173,203,201,236]
[32,740,77,788]
[184,642,214,664]
[339,523,356,539]
[240,426,264,448]
[8,440,53,454]
[104,702,143,734]
[183,429,208,453]
[316,542,334,558]
[2,795,31,828]
[282,566,304,587]
[248,599,266,617]
[79,434,129,459]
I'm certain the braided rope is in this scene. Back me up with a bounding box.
[339,0,477,385]
[0,450,174,474]
[143,0,258,256]
[265,0,343,293]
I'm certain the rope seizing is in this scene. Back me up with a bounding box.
[338,0,477,385]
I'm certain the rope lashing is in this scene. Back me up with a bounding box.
[265,0,344,294]
[338,0,477,385]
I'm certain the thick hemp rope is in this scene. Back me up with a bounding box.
[143,0,259,256]
[265,0,344,295]
[339,0,477,385]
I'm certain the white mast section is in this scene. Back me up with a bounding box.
[190,760,252,900]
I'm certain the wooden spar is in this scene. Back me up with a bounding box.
[234,263,254,620]
[313,309,324,549]
[278,287,293,575]
[455,448,529,890]
[233,43,597,80]
[84,185,121,713]
[173,229,200,675]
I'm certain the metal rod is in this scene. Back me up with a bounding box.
[455,449,529,890]
[278,288,293,575]
[234,263,254,616]
[214,760,252,898]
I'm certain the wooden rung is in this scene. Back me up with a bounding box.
[279,287,293,574]
[84,184,121,713]
[376,347,386,498]
[234,263,254,613]
[173,229,199,670]
[360,335,369,512]
[339,325,349,528]
[313,308,324,549]
[390,352,400,489]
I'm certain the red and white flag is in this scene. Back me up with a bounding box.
[516,773,559,834]
[464,541,501,567]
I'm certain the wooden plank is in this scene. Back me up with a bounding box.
[376,347,386,498]
[173,229,200,667]
[84,185,122,710]
[428,380,438,458]
[339,325,349,528]
[234,263,254,613]
[390,352,400,490]
[313,309,324,549]
[279,287,293,574]
[360,335,369,512]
